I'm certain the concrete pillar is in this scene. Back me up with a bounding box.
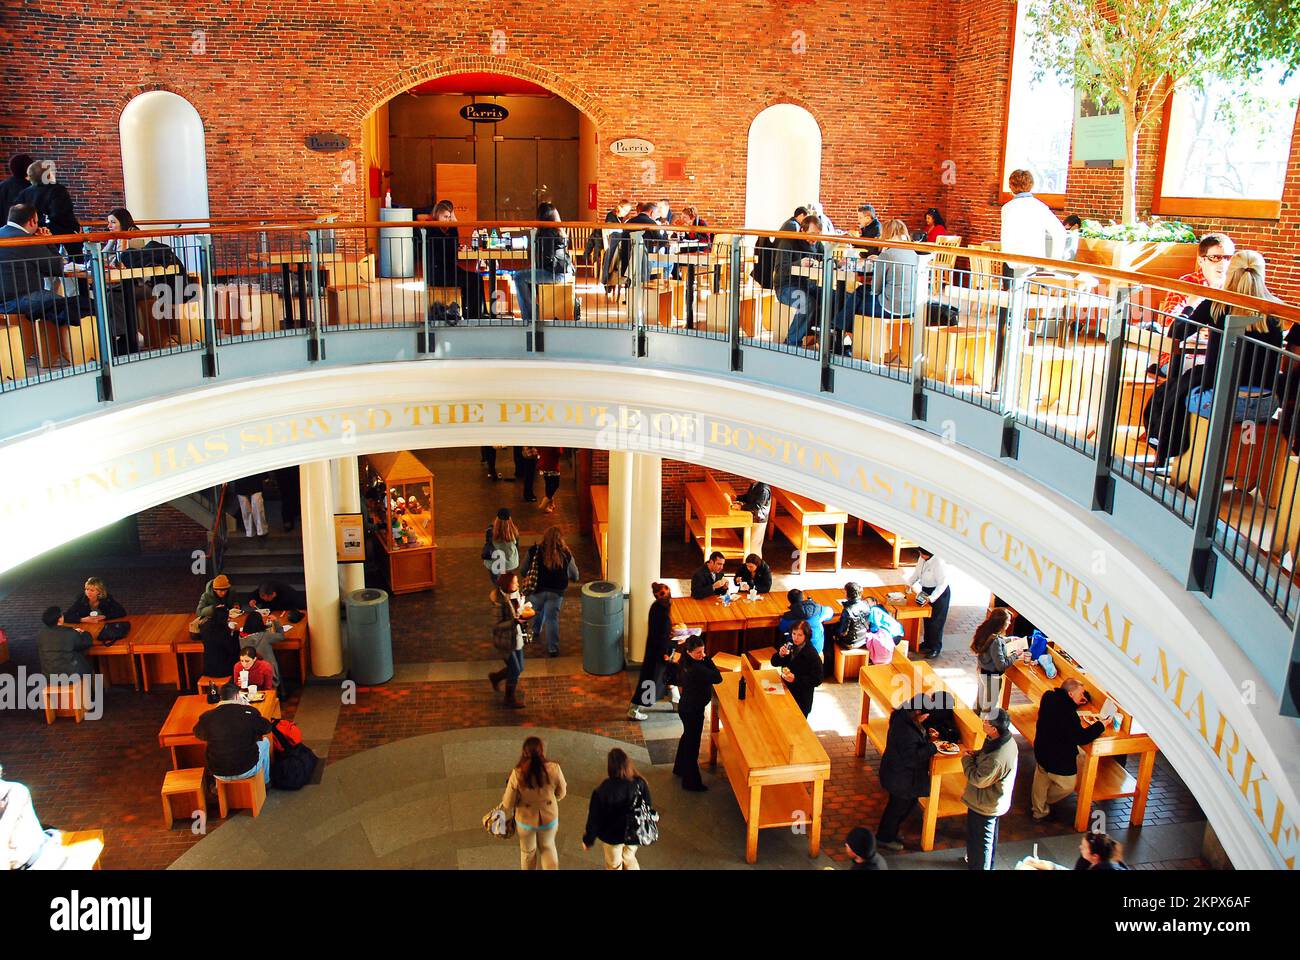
[300,460,343,677]
[606,450,633,592]
[626,453,662,664]
[332,455,366,598]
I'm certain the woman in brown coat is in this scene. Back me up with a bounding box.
[501,736,567,869]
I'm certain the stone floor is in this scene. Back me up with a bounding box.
[0,445,1209,869]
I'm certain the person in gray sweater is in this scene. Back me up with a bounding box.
[961,708,1019,870]
[832,218,918,352]
[237,611,282,690]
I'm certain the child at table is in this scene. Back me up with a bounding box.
[233,645,274,694]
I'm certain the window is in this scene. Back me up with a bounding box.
[1157,64,1300,219]
[1001,1,1073,201]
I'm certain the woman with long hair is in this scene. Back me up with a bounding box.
[922,207,947,243]
[536,447,564,513]
[524,525,580,657]
[582,747,652,870]
[501,736,567,869]
[488,571,530,708]
[482,507,520,582]
[970,607,1026,710]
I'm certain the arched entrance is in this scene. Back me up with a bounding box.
[745,103,822,229]
[118,91,211,224]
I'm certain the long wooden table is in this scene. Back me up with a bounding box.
[158,691,281,769]
[709,658,830,863]
[772,488,847,574]
[1000,645,1158,833]
[683,472,752,561]
[855,656,985,850]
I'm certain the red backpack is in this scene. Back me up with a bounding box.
[269,717,304,753]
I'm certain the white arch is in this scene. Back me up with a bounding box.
[1,361,1298,869]
[744,104,822,230]
[119,91,211,224]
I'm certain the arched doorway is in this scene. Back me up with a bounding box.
[118,91,211,224]
[744,104,822,229]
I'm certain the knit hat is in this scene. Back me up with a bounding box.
[983,707,1012,737]
[845,826,877,860]
[212,574,231,590]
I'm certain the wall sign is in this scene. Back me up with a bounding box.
[610,138,655,157]
[460,103,509,123]
[334,513,365,564]
[305,133,350,153]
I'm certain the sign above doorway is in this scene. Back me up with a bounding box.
[460,103,510,123]
[610,138,654,157]
[305,133,350,153]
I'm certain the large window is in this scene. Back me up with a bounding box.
[1001,1,1073,200]
[1157,64,1300,219]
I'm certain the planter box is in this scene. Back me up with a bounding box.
[1074,238,1198,319]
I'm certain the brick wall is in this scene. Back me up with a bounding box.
[588,450,756,532]
[136,503,208,554]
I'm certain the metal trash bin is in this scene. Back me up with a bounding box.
[581,580,624,676]
[344,588,393,684]
[378,207,414,278]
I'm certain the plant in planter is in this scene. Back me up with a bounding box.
[1023,0,1300,225]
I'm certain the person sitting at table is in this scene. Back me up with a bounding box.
[599,199,635,296]
[777,588,834,656]
[63,576,126,623]
[243,580,306,613]
[0,202,92,329]
[36,606,91,677]
[690,551,729,599]
[1158,233,1235,324]
[876,693,941,852]
[771,620,823,717]
[831,218,918,356]
[100,207,151,354]
[0,153,32,215]
[514,202,575,322]
[1032,678,1105,821]
[857,203,882,257]
[680,205,711,245]
[193,682,273,786]
[237,611,283,692]
[907,547,950,659]
[422,198,485,320]
[233,645,275,692]
[624,201,669,280]
[197,573,235,620]
[844,826,887,870]
[1075,832,1129,870]
[835,584,903,661]
[733,553,772,595]
[970,606,1031,711]
[199,614,239,680]
[1062,214,1082,261]
[732,479,771,549]
[775,214,825,348]
[921,207,948,244]
[961,707,1018,870]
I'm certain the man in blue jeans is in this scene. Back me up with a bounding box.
[193,683,272,785]
[960,708,1018,870]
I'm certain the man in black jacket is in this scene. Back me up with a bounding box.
[624,202,668,281]
[193,683,272,783]
[690,551,729,599]
[244,580,307,613]
[0,204,90,326]
[733,480,771,549]
[35,606,92,677]
[734,553,772,595]
[1032,679,1105,820]
[0,154,32,215]
[857,203,882,258]
[876,692,946,851]
[15,161,82,254]
[671,636,723,791]
[771,620,822,717]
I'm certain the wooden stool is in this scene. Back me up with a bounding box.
[537,281,577,321]
[59,829,105,869]
[161,768,207,828]
[42,681,85,723]
[745,646,777,671]
[216,773,266,818]
[325,284,372,326]
[0,315,28,382]
[833,644,871,684]
[194,675,228,693]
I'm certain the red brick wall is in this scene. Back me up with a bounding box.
[136,503,208,554]
[588,450,754,532]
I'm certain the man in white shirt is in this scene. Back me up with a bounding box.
[906,547,951,659]
[999,169,1067,271]
[0,764,60,870]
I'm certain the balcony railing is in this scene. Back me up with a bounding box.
[3,218,1299,644]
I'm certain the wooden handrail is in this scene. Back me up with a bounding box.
[2,218,1296,323]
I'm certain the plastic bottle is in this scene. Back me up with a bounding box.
[738,676,747,701]
[384,190,392,208]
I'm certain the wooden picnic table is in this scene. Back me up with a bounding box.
[158,691,281,770]
[855,656,985,850]
[683,472,752,561]
[709,658,830,863]
[1000,645,1158,833]
[772,487,847,574]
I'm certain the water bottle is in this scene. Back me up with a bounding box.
[471,230,480,251]
[738,676,747,701]
[384,190,392,208]
[206,681,219,705]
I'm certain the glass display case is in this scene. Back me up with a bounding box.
[362,451,436,594]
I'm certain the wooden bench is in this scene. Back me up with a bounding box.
[712,651,746,672]
[857,519,918,569]
[161,768,207,828]
[216,773,267,818]
[744,646,777,671]
[772,488,847,574]
[832,636,910,684]
[590,484,609,578]
[683,472,752,561]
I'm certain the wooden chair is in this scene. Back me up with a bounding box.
[0,314,28,382]
[216,773,266,818]
[929,235,962,297]
[161,768,207,828]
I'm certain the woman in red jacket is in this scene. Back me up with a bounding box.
[233,646,274,692]
[536,447,564,514]
[922,208,948,244]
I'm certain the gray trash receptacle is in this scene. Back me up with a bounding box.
[378,207,414,278]
[345,588,393,684]
[581,580,624,676]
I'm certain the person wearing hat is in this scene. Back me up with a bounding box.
[844,826,887,870]
[197,574,235,620]
[671,635,723,791]
[771,620,823,717]
[483,508,520,582]
[628,582,687,720]
[961,707,1019,870]
[876,692,945,851]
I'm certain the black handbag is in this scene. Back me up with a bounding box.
[99,621,131,644]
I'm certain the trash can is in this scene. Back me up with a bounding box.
[378,207,414,278]
[581,580,624,676]
[345,588,393,684]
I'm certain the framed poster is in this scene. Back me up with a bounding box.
[1072,88,1127,165]
[334,513,365,563]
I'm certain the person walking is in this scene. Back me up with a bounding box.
[582,747,652,870]
[523,525,579,657]
[535,447,564,513]
[482,507,520,582]
[231,473,268,538]
[961,707,1018,870]
[732,479,771,551]
[906,547,950,659]
[628,581,675,720]
[488,572,530,709]
[500,736,566,869]
[970,607,1030,711]
[876,693,943,851]
[516,446,539,502]
[1031,679,1105,821]
[671,635,723,791]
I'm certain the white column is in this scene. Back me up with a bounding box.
[606,450,633,592]
[332,455,365,598]
[300,460,343,677]
[626,453,662,664]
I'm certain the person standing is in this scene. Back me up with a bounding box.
[961,707,1018,870]
[906,547,950,659]
[1032,679,1105,821]
[482,507,520,582]
[628,582,675,720]
[733,479,771,551]
[231,473,268,538]
[771,620,823,717]
[844,826,887,870]
[876,696,940,851]
[0,153,33,214]
[488,571,530,709]
[671,635,723,791]
[35,606,91,677]
[582,747,652,870]
[535,447,564,513]
[274,466,300,533]
[970,607,1030,710]
[500,736,567,870]
[524,525,579,657]
[516,446,539,502]
[62,576,126,623]
[199,612,239,680]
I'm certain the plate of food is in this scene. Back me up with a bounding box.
[887,591,906,603]
[518,607,536,620]
[935,740,960,755]
[248,692,267,703]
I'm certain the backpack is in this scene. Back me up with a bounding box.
[520,544,541,596]
[751,235,777,289]
[866,630,897,665]
[269,720,317,790]
[268,717,304,753]
[926,301,960,326]
[481,526,494,562]
[624,779,659,847]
